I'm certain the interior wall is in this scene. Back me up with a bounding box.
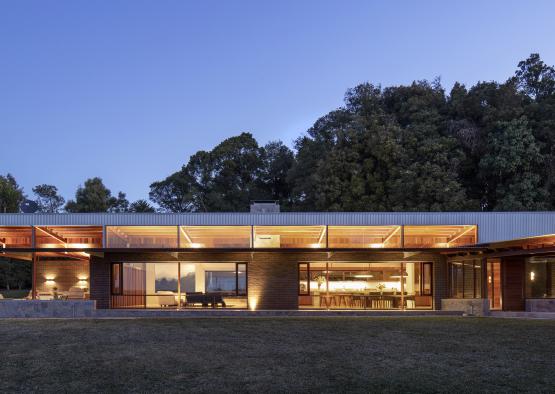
[36,258,90,293]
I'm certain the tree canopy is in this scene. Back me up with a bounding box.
[149,133,295,212]
[0,174,24,213]
[33,184,65,213]
[149,54,555,212]
[3,53,555,213]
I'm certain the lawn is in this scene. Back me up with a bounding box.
[1,317,554,393]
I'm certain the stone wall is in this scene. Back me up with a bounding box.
[0,300,96,318]
[526,299,555,312]
[441,298,490,316]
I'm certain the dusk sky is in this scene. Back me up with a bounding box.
[1,1,555,203]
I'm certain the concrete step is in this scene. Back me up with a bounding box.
[92,309,464,318]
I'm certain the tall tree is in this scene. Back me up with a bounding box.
[0,174,24,213]
[129,199,155,212]
[259,141,295,207]
[291,81,472,211]
[65,177,126,213]
[479,118,547,210]
[32,184,65,213]
[515,53,555,100]
[150,133,267,212]
[108,192,130,213]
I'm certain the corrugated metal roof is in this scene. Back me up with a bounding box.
[1,212,554,243]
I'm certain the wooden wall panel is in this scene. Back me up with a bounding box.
[502,257,525,311]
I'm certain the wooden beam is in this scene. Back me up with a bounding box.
[35,227,90,259]
[35,226,68,244]
[317,226,326,244]
[382,226,401,245]
[447,226,475,245]
[180,227,193,244]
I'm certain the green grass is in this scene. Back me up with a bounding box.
[0,289,30,299]
[0,317,554,393]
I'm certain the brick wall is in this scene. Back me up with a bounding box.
[90,255,111,309]
[248,252,299,310]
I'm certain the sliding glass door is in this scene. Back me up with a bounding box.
[298,262,433,310]
[111,262,247,309]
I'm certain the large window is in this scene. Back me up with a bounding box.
[526,257,555,298]
[449,259,482,298]
[111,262,247,308]
[298,262,432,309]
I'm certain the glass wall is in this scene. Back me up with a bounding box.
[404,226,477,248]
[111,262,247,309]
[526,256,555,298]
[448,259,482,298]
[487,259,502,309]
[99,225,478,249]
[179,226,251,248]
[253,226,326,248]
[298,262,433,309]
[327,226,401,248]
[106,226,178,248]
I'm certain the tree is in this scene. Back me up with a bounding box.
[109,192,129,213]
[150,133,267,212]
[65,177,127,212]
[32,184,65,213]
[291,81,472,211]
[259,141,295,207]
[129,199,155,212]
[478,118,547,210]
[0,174,25,213]
[515,53,555,100]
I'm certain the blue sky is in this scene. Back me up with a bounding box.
[1,0,555,203]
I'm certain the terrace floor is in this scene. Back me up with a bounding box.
[1,317,554,393]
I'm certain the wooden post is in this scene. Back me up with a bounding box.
[32,252,37,300]
[400,262,405,311]
[177,262,181,310]
[326,261,329,310]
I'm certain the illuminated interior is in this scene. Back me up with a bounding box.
[106,226,178,248]
[179,226,251,248]
[111,262,247,309]
[525,256,555,299]
[0,226,32,248]
[299,262,432,309]
[253,226,326,248]
[35,226,102,248]
[328,226,402,248]
[403,225,477,248]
